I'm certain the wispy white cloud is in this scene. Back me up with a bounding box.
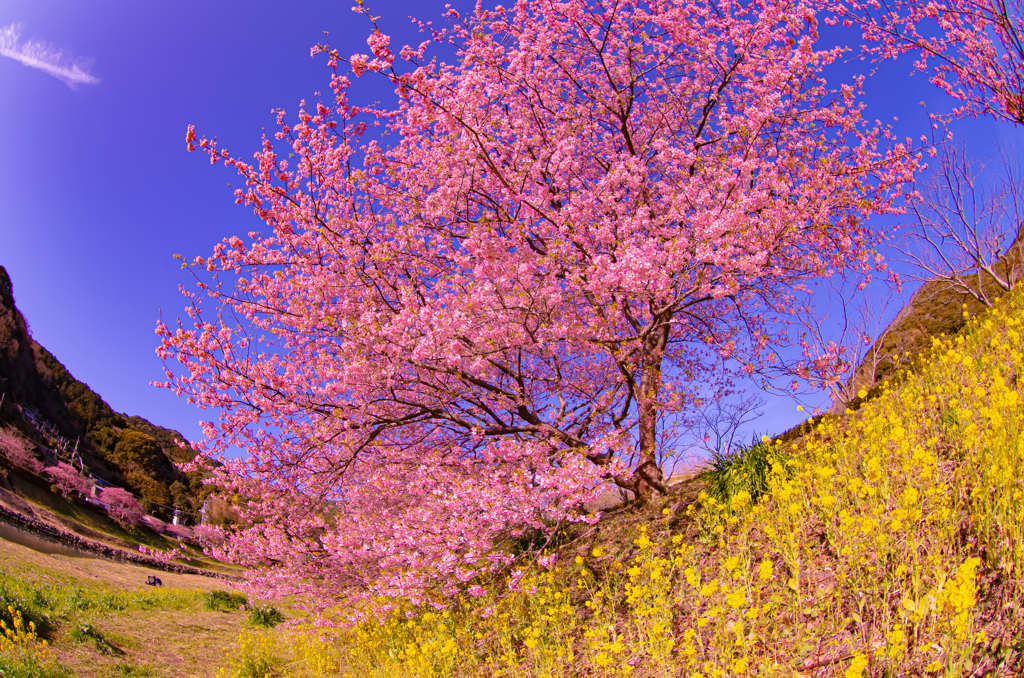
[0,23,99,88]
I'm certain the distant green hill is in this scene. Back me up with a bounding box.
[0,265,208,521]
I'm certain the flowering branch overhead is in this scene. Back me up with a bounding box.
[838,0,1024,124]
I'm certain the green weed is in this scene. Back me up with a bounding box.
[247,605,284,628]
[103,663,164,678]
[698,434,790,510]
[0,578,53,639]
[68,622,123,656]
[0,653,71,678]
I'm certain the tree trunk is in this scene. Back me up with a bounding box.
[633,321,670,503]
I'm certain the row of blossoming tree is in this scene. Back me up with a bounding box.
[158,0,1022,608]
[1,425,144,528]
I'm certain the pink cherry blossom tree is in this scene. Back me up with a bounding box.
[167,523,193,540]
[0,426,42,473]
[100,487,142,528]
[161,0,917,606]
[838,0,1024,124]
[44,462,93,498]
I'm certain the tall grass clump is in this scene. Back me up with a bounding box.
[247,605,284,628]
[212,290,1024,677]
[700,434,791,510]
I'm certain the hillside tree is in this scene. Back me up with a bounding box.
[899,141,1024,307]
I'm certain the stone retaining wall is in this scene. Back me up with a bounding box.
[0,501,231,579]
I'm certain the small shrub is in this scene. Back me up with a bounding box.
[247,605,284,628]
[205,589,247,612]
[699,434,790,510]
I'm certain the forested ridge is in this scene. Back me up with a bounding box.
[0,265,207,520]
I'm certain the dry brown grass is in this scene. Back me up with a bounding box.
[1,536,249,678]
[51,609,245,678]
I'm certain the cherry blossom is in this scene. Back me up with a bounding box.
[100,487,142,528]
[838,0,1024,124]
[162,0,918,608]
[0,426,41,473]
[44,462,93,498]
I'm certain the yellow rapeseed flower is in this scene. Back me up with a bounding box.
[844,653,868,678]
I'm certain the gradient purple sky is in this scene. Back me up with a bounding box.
[1,0,1020,446]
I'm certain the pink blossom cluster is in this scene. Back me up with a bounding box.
[836,0,1024,124]
[139,541,187,564]
[191,523,223,546]
[166,523,193,540]
[198,441,612,606]
[44,462,93,498]
[100,487,143,528]
[141,514,167,533]
[162,0,920,609]
[0,426,42,473]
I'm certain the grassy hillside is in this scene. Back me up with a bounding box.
[0,537,263,678]
[0,466,238,577]
[194,286,1023,677]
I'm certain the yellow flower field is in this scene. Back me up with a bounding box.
[216,290,1024,677]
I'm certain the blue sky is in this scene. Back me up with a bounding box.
[0,0,1020,448]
